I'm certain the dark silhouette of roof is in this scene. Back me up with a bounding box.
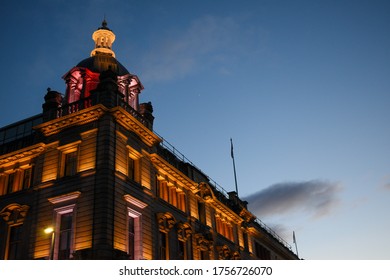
[76,53,130,76]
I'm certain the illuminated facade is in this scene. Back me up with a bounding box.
[0,21,298,260]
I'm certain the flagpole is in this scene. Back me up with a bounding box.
[293,231,299,258]
[230,138,239,196]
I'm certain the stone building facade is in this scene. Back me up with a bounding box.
[0,21,298,260]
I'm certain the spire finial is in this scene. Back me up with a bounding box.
[102,15,107,28]
[98,15,111,31]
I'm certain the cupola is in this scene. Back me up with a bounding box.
[62,20,144,110]
[90,19,116,57]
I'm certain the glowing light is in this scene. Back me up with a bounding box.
[44,227,54,234]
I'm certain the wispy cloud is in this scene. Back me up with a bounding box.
[138,15,257,83]
[245,180,342,219]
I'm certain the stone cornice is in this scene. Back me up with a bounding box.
[0,143,45,166]
[34,104,107,136]
[150,152,244,223]
[211,199,243,223]
[149,153,197,190]
[110,106,161,147]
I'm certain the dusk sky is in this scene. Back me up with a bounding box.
[1,0,389,259]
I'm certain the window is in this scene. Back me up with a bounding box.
[255,242,271,260]
[128,216,135,260]
[243,231,249,250]
[200,250,209,260]
[53,205,75,260]
[64,151,78,177]
[157,213,176,260]
[22,167,33,189]
[227,224,234,241]
[0,174,4,195]
[159,231,168,260]
[169,188,178,206]
[128,156,141,182]
[128,157,135,181]
[157,180,169,202]
[215,215,234,242]
[58,212,73,259]
[58,143,80,178]
[178,239,187,260]
[7,224,23,260]
[177,222,191,260]
[157,179,186,212]
[198,201,206,224]
[1,167,33,195]
[178,192,186,212]
[127,208,142,260]
[127,149,141,183]
[7,173,15,194]
[215,215,222,235]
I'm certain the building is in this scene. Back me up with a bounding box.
[0,21,298,260]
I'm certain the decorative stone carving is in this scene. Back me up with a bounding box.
[239,208,255,223]
[177,222,192,241]
[0,203,30,224]
[195,232,213,252]
[217,244,232,260]
[196,182,213,201]
[232,251,241,260]
[157,212,176,233]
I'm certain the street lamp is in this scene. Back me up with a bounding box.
[44,227,55,260]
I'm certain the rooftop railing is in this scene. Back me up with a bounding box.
[154,131,230,198]
[254,217,293,251]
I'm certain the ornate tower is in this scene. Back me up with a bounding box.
[62,20,144,111]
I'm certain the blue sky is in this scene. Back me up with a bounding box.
[1,0,390,259]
